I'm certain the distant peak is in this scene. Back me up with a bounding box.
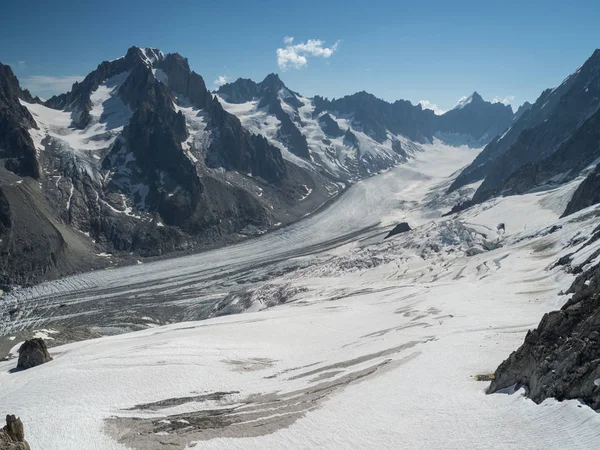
[454,91,485,110]
[260,73,285,91]
[471,91,484,102]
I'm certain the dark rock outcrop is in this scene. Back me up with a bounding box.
[17,338,52,370]
[0,415,30,450]
[488,261,600,410]
[384,222,412,239]
[318,113,344,138]
[216,74,309,159]
[314,92,436,144]
[450,48,600,197]
[494,108,600,199]
[0,63,39,179]
[215,77,259,103]
[157,53,212,110]
[562,164,600,217]
[343,128,358,148]
[513,101,532,122]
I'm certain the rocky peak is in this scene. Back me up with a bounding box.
[259,73,285,92]
[513,101,532,121]
[124,46,165,68]
[156,54,211,110]
[0,63,36,129]
[452,91,491,110]
[0,62,40,178]
[215,78,259,103]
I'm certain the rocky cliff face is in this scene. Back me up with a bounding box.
[218,74,310,159]
[0,415,30,450]
[450,49,600,198]
[0,63,39,179]
[0,47,326,287]
[562,164,600,217]
[491,108,600,198]
[313,91,436,144]
[489,241,600,410]
[217,78,513,182]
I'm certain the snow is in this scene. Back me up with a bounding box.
[2,142,600,449]
[454,94,474,110]
[173,96,210,163]
[65,182,74,211]
[21,72,132,154]
[299,184,313,201]
[216,95,313,169]
[216,94,418,180]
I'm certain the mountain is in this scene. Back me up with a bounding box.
[217,79,513,181]
[449,49,600,202]
[0,47,336,286]
[0,63,40,179]
[434,91,514,147]
[562,163,600,217]
[513,101,532,122]
[0,46,521,286]
[489,107,600,199]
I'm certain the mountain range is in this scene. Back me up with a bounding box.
[448,49,600,212]
[2,45,599,287]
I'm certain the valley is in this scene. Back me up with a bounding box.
[1,37,600,450]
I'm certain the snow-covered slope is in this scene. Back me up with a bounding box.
[2,142,600,449]
[215,76,513,182]
[217,92,420,181]
[0,47,344,286]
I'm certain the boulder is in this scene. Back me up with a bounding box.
[0,415,30,450]
[17,338,52,370]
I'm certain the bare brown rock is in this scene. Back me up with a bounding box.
[0,415,30,450]
[17,338,52,370]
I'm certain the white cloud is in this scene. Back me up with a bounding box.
[491,95,515,105]
[277,37,340,70]
[21,75,84,95]
[418,100,446,115]
[213,75,229,87]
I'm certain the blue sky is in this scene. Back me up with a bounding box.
[1,0,599,112]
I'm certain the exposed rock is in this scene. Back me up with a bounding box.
[449,49,600,195]
[0,63,39,178]
[562,163,600,217]
[436,91,513,146]
[513,101,532,122]
[488,261,600,410]
[343,128,359,148]
[318,113,344,138]
[45,46,153,127]
[0,415,30,450]
[157,53,212,110]
[314,91,435,144]
[384,222,412,239]
[17,338,52,370]
[493,108,600,198]
[216,73,310,159]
